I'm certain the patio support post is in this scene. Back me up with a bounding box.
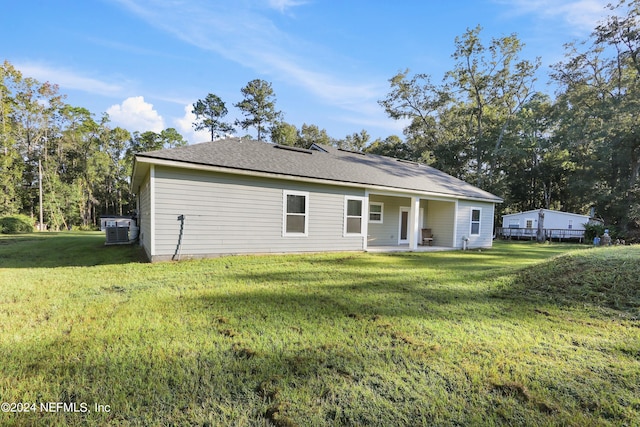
[362,191,369,251]
[409,196,420,250]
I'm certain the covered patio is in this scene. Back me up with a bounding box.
[365,193,457,251]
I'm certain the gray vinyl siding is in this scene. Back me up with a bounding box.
[151,166,365,259]
[456,200,495,248]
[138,171,151,260]
[425,200,456,247]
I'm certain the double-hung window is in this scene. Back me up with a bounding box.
[470,208,481,235]
[283,191,309,236]
[344,196,365,236]
[369,202,383,223]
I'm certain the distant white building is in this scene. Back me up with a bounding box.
[499,209,601,242]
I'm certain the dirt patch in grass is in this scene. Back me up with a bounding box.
[491,381,531,402]
[232,343,257,359]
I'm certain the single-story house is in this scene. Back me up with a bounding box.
[131,138,503,261]
[499,209,600,241]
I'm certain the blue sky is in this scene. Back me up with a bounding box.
[2,0,612,144]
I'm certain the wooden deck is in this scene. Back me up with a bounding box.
[496,227,585,242]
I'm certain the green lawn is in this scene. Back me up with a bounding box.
[0,233,638,426]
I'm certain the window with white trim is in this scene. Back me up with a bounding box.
[283,191,309,236]
[525,219,534,229]
[369,202,383,223]
[344,197,364,235]
[470,208,481,235]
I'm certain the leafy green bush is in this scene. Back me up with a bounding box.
[583,223,624,243]
[0,215,35,234]
[583,223,605,242]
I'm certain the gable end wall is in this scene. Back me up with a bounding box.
[137,170,152,260]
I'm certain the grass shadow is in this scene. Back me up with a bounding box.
[2,242,639,426]
[0,232,146,268]
[187,276,497,323]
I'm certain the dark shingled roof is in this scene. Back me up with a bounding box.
[133,138,502,202]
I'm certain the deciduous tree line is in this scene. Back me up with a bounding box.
[209,1,639,236]
[1,0,638,237]
[0,61,188,229]
[374,0,640,237]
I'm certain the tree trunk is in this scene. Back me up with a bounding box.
[536,208,545,243]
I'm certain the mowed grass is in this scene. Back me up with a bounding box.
[0,233,638,426]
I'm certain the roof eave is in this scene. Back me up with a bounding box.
[130,157,151,193]
[133,154,503,203]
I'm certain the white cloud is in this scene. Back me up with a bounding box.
[106,96,165,133]
[113,0,380,110]
[558,0,611,31]
[496,0,610,33]
[267,0,307,13]
[251,51,380,106]
[174,103,211,144]
[14,62,124,96]
[112,0,398,139]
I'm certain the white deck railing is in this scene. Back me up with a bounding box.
[496,227,585,242]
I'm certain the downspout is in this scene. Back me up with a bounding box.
[172,214,185,261]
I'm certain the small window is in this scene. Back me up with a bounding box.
[525,219,534,229]
[568,220,573,229]
[344,197,364,235]
[369,202,383,223]
[283,191,308,236]
[470,208,481,235]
